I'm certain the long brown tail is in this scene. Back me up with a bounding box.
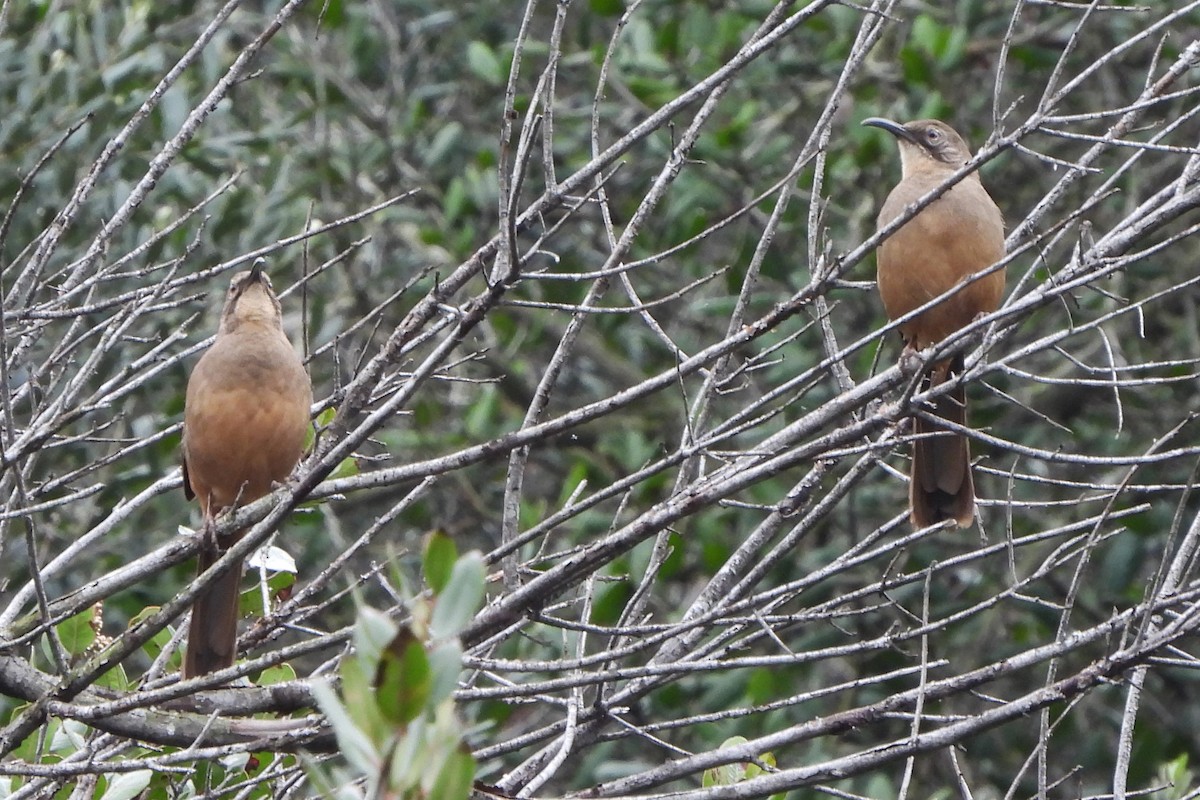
[184,536,245,679]
[910,356,975,528]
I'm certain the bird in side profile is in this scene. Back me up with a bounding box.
[863,117,1006,528]
[181,259,312,678]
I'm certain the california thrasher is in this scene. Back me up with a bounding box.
[863,118,1005,528]
[181,260,312,677]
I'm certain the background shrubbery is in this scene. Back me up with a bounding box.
[1,1,1199,798]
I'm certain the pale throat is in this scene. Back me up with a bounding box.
[897,143,942,178]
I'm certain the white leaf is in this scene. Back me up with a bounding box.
[249,544,296,573]
[98,770,152,800]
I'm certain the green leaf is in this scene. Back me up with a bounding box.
[1158,753,1193,799]
[423,531,457,594]
[910,14,942,58]
[704,737,773,787]
[354,606,397,670]
[589,0,624,15]
[51,719,86,754]
[238,569,296,616]
[341,653,389,745]
[466,41,502,86]
[128,606,175,669]
[388,716,424,790]
[940,25,967,68]
[430,744,475,800]
[745,750,775,779]
[444,176,468,224]
[311,0,344,27]
[426,640,464,709]
[429,552,486,640]
[899,39,928,87]
[387,551,414,605]
[463,385,498,438]
[95,663,130,692]
[56,607,97,656]
[427,122,464,168]
[374,628,432,725]
[255,663,296,686]
[703,761,746,788]
[312,679,380,775]
[700,762,739,791]
[329,455,359,480]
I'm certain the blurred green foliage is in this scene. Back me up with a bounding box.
[309,535,482,800]
[0,0,1198,797]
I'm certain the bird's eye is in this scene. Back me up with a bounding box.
[926,129,941,142]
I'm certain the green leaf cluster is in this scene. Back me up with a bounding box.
[701,736,783,800]
[308,534,485,800]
